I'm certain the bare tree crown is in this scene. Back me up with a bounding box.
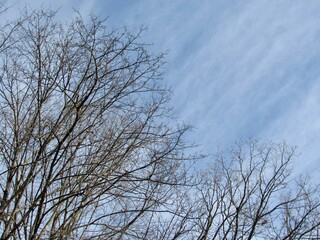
[0,8,196,240]
[0,5,319,240]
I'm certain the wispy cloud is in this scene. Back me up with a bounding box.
[116,1,320,171]
[10,0,320,173]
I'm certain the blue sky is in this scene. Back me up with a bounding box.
[11,0,320,175]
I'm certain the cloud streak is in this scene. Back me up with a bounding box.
[12,0,320,174]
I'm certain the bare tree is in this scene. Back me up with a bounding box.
[1,4,320,240]
[191,140,320,240]
[0,7,198,240]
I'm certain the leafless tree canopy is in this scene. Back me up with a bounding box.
[190,140,320,240]
[0,5,320,240]
[0,7,197,240]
